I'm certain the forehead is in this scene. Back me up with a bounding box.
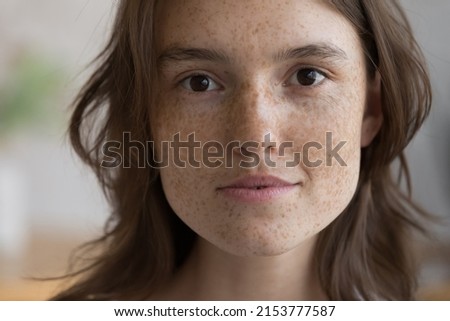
[154,0,362,59]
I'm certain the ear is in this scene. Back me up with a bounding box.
[361,72,383,147]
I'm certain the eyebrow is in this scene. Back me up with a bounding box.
[157,43,348,65]
[273,43,348,62]
[158,47,231,65]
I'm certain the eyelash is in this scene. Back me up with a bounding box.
[178,67,329,93]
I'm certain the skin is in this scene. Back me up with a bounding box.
[150,0,382,300]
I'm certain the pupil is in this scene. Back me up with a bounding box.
[297,69,317,86]
[190,76,210,91]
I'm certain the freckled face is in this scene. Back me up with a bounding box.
[152,0,371,256]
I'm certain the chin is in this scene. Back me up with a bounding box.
[210,229,316,258]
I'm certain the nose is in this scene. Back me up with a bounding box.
[225,82,280,159]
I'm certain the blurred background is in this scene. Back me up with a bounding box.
[0,0,449,300]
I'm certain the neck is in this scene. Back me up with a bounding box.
[155,236,326,300]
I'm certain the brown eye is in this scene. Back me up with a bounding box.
[287,68,326,87]
[181,74,220,92]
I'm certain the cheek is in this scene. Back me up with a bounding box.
[159,167,206,220]
[151,93,221,143]
[153,95,223,235]
[299,91,364,222]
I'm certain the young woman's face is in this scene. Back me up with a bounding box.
[152,0,380,256]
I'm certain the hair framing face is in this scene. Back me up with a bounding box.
[54,0,431,300]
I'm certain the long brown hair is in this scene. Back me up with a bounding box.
[54,0,432,300]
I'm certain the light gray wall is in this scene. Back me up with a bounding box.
[401,0,450,239]
[0,0,448,284]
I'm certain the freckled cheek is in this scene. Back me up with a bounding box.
[308,162,360,225]
[151,97,222,159]
[152,100,192,136]
[304,129,361,220]
[290,123,361,170]
[152,96,219,194]
[296,97,363,213]
[160,165,214,217]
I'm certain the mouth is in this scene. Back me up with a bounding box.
[217,175,301,202]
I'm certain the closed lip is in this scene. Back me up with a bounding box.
[217,174,301,202]
[218,175,298,189]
